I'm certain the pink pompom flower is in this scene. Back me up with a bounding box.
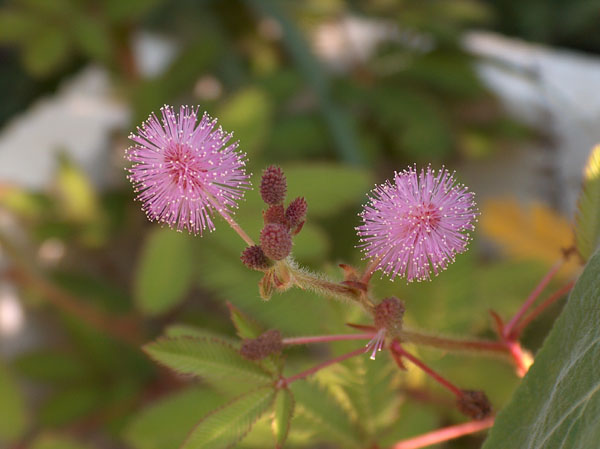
[357,166,478,282]
[126,105,250,234]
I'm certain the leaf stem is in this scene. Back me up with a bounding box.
[390,340,463,398]
[390,417,494,449]
[503,259,563,338]
[281,346,366,386]
[282,333,374,345]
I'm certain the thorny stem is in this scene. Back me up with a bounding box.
[503,259,563,338]
[390,417,495,449]
[390,340,463,397]
[511,280,575,339]
[280,346,366,386]
[282,333,374,345]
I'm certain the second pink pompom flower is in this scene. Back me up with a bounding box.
[126,105,250,235]
[357,166,478,282]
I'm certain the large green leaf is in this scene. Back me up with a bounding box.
[134,228,194,316]
[575,144,600,261]
[144,337,272,385]
[182,387,276,449]
[483,250,600,449]
[0,363,27,443]
[124,387,225,449]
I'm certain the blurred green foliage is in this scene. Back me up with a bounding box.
[0,0,596,448]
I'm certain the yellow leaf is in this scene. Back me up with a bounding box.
[480,198,579,276]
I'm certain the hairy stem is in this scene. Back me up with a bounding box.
[390,417,494,449]
[286,260,374,309]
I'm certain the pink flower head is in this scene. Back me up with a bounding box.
[126,105,250,234]
[357,166,478,282]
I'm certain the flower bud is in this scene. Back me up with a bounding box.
[239,329,283,360]
[285,197,307,229]
[457,390,492,420]
[260,223,292,260]
[263,204,287,226]
[374,297,405,334]
[260,165,286,205]
[241,245,270,270]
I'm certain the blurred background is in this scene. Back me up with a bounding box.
[0,0,599,448]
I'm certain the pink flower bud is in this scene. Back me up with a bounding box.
[260,223,292,260]
[239,329,283,360]
[285,197,307,229]
[457,390,492,420]
[263,204,287,226]
[241,245,270,270]
[260,165,286,205]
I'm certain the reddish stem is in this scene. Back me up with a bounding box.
[390,340,463,398]
[282,333,374,345]
[360,256,382,285]
[281,346,366,386]
[503,260,563,338]
[511,280,574,339]
[390,417,494,449]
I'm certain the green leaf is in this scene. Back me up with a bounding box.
[39,386,101,426]
[182,387,276,449]
[272,388,295,449]
[0,11,36,43]
[124,387,226,449]
[164,325,238,345]
[283,164,373,217]
[226,302,264,339]
[22,25,70,77]
[29,434,91,449]
[291,380,361,448]
[218,87,272,157]
[14,350,88,384]
[134,228,194,316]
[143,337,272,385]
[55,154,100,223]
[575,144,600,261]
[482,250,600,449]
[0,363,27,443]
